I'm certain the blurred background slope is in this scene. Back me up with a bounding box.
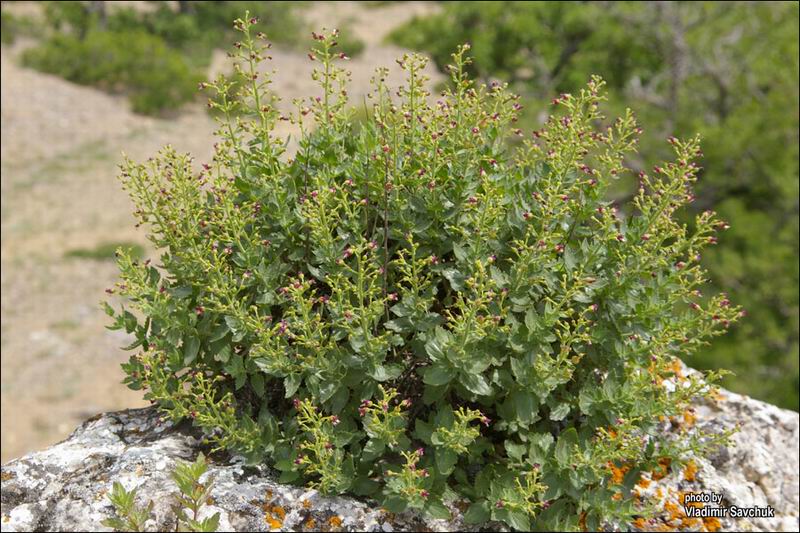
[0,0,796,462]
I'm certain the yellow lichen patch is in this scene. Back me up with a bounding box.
[632,517,647,530]
[266,516,283,530]
[683,409,697,427]
[636,475,652,490]
[266,489,274,500]
[328,514,343,530]
[0,471,14,481]
[271,505,287,520]
[303,518,317,530]
[683,460,698,482]
[703,516,722,532]
[302,498,312,510]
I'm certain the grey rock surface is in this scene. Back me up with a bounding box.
[1,386,797,532]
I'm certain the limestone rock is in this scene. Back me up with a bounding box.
[1,387,797,532]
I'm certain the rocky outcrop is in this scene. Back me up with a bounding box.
[1,387,797,532]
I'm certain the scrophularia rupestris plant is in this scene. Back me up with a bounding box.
[105,14,741,531]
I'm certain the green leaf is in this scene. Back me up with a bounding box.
[461,373,492,396]
[183,335,200,365]
[442,267,466,291]
[414,419,434,444]
[250,373,265,397]
[555,427,578,467]
[284,374,302,398]
[463,501,490,524]
[506,509,530,531]
[351,476,380,496]
[435,448,458,474]
[549,402,570,421]
[512,390,538,423]
[382,495,407,514]
[505,440,526,461]
[422,365,454,386]
[423,499,451,520]
[213,344,231,363]
[369,364,403,382]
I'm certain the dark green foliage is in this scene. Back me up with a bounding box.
[21,2,315,115]
[22,29,200,115]
[390,1,800,410]
[106,1,307,67]
[107,20,740,531]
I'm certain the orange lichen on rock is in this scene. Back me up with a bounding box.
[683,460,698,482]
[683,409,697,427]
[262,500,285,530]
[636,474,652,489]
[703,516,722,532]
[328,515,343,530]
[608,462,631,485]
[304,518,317,530]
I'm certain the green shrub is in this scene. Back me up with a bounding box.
[390,1,800,410]
[22,29,201,115]
[107,20,740,530]
[0,9,37,44]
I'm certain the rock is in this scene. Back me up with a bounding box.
[1,386,797,532]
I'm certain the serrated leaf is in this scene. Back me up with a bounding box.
[549,402,570,421]
[555,427,578,467]
[461,372,492,396]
